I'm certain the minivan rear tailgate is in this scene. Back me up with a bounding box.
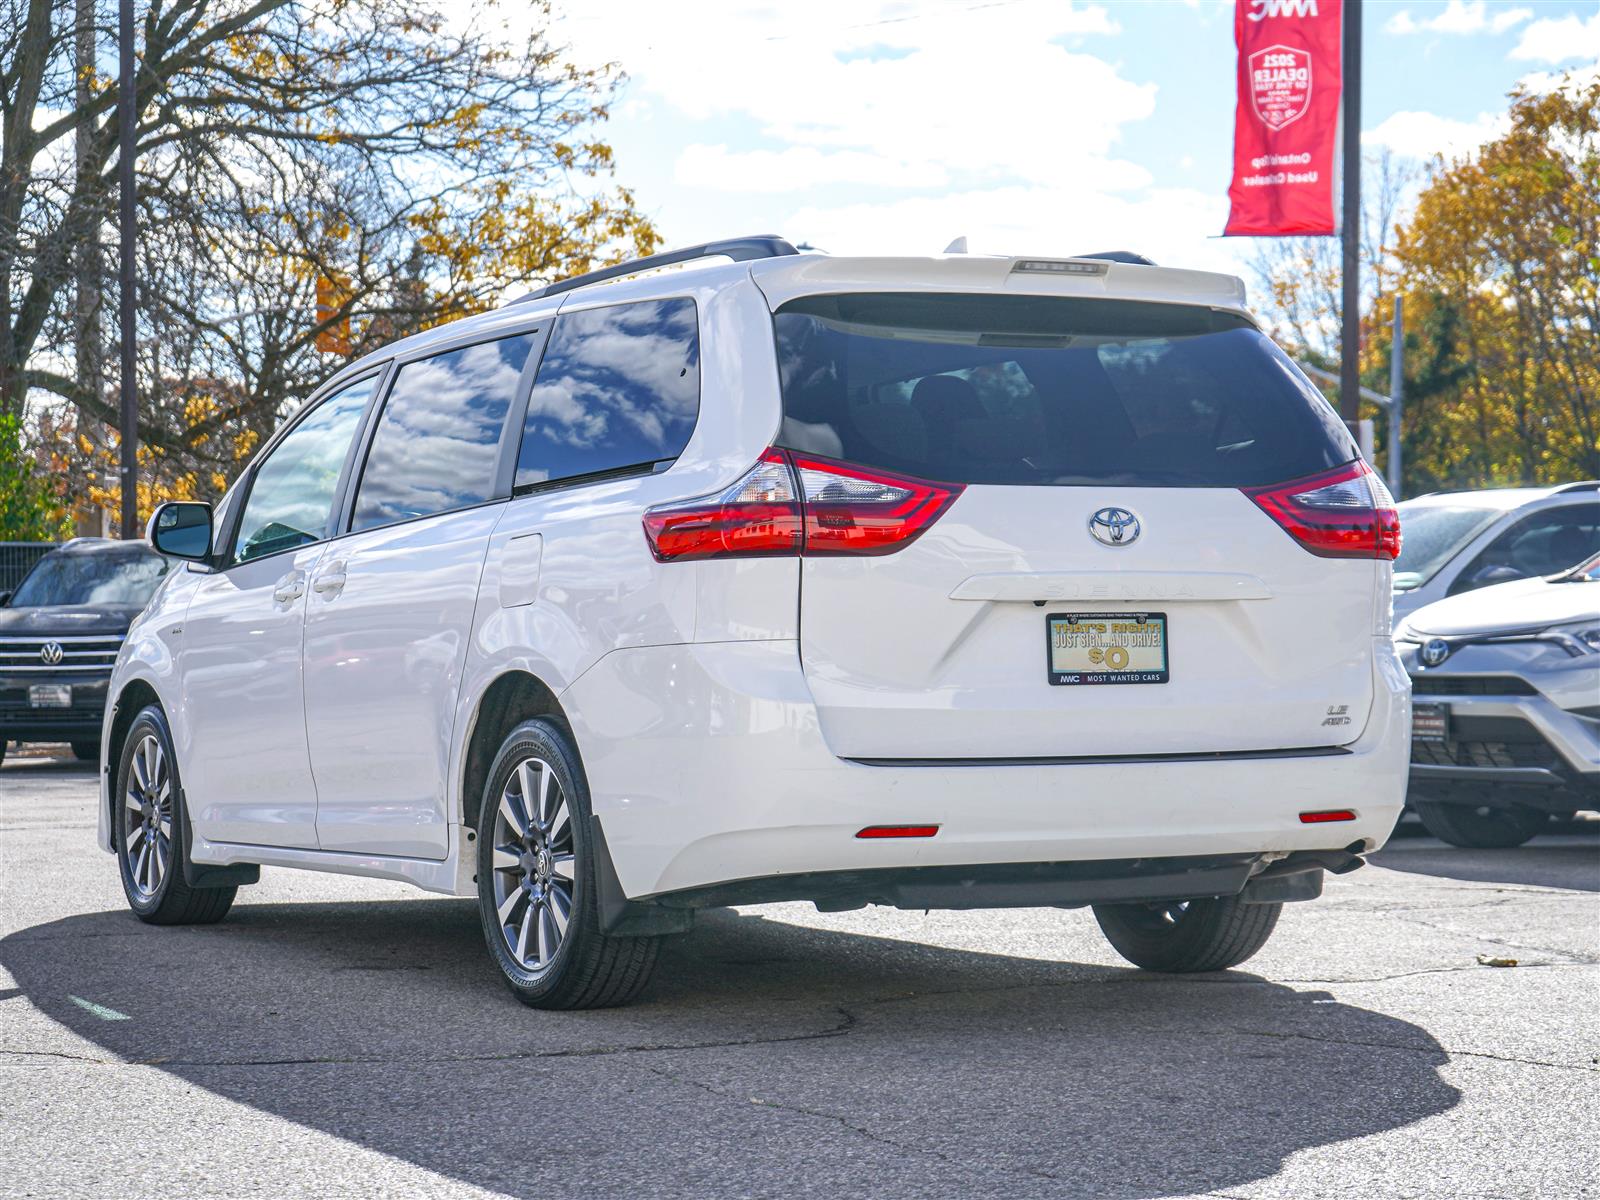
[799,485,1378,759]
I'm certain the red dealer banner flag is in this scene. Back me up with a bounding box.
[1225,0,1343,236]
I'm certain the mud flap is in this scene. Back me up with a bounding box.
[591,817,694,937]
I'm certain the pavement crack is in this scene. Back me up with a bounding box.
[643,1030,1066,1186]
[0,1010,859,1070]
[1227,1026,1599,1075]
[1278,960,1594,984]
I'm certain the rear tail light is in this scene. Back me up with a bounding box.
[644,450,961,562]
[1243,460,1401,560]
[641,449,801,562]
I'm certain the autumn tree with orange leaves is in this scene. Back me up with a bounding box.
[0,0,658,530]
[1253,78,1599,494]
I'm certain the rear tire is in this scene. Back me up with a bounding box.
[1094,895,1281,973]
[1412,798,1546,848]
[114,706,236,925]
[71,740,99,762]
[475,718,659,1009]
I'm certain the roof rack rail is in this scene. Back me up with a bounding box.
[1553,480,1599,493]
[511,236,801,305]
[1074,251,1157,266]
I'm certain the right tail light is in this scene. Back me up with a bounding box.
[643,449,962,562]
[1243,460,1401,560]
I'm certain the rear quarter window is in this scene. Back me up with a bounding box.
[515,297,700,491]
[774,293,1354,488]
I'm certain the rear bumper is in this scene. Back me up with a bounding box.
[563,638,1410,901]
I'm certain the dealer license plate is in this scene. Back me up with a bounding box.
[1047,612,1169,686]
[1412,701,1450,743]
[29,684,72,708]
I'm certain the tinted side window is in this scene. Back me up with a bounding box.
[233,376,377,564]
[516,298,700,490]
[351,333,538,532]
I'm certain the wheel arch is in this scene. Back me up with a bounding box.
[458,669,573,836]
[102,677,164,850]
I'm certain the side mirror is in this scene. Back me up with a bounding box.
[148,501,214,561]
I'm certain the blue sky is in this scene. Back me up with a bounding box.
[534,0,1600,282]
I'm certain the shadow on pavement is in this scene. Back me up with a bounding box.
[1374,832,1600,892]
[2,899,1461,1198]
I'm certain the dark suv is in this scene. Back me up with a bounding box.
[0,539,168,765]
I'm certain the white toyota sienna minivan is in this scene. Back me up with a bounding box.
[102,238,1410,1008]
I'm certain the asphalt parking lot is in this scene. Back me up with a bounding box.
[1,746,1596,1200]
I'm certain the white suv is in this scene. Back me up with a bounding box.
[102,237,1411,1008]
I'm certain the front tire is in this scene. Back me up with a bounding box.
[1094,895,1281,973]
[114,706,235,925]
[475,718,659,1009]
[1412,798,1546,848]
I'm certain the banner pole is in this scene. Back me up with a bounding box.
[117,0,138,538]
[1338,0,1362,431]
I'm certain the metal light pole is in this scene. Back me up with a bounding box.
[1338,0,1362,432]
[1388,294,1404,498]
[117,0,138,537]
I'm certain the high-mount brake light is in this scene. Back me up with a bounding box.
[1242,460,1401,561]
[643,450,961,562]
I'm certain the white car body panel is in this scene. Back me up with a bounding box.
[564,638,1409,899]
[303,504,503,859]
[176,546,328,848]
[798,486,1379,760]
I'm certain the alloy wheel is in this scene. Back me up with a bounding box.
[122,733,174,900]
[490,757,576,971]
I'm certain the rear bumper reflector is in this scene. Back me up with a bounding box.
[1299,809,1357,823]
[856,825,940,839]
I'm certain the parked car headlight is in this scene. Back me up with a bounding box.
[1540,622,1600,655]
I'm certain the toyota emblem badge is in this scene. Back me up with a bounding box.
[1420,638,1451,668]
[1088,506,1141,547]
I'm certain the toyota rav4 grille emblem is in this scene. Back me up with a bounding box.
[39,641,64,666]
[1088,507,1141,547]
[1420,638,1451,668]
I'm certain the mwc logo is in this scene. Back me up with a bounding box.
[1246,0,1319,19]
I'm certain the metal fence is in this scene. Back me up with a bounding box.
[0,543,58,593]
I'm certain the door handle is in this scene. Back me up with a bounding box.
[311,562,347,598]
[272,575,305,604]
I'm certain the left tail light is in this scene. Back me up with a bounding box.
[643,449,962,562]
[1242,460,1401,561]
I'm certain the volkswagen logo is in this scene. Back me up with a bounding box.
[39,641,64,666]
[1420,638,1451,668]
[1088,507,1141,547]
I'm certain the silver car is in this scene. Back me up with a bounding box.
[1396,552,1600,847]
[1392,482,1599,623]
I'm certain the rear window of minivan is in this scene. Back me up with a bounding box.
[773,293,1354,488]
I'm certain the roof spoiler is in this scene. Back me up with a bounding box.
[510,236,801,305]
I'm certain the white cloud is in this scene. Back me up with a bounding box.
[676,145,950,192]
[1490,6,1535,33]
[1385,1,1532,35]
[1510,5,1600,62]
[553,1,1145,191]
[1516,60,1600,94]
[783,184,1238,277]
[1363,109,1508,159]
